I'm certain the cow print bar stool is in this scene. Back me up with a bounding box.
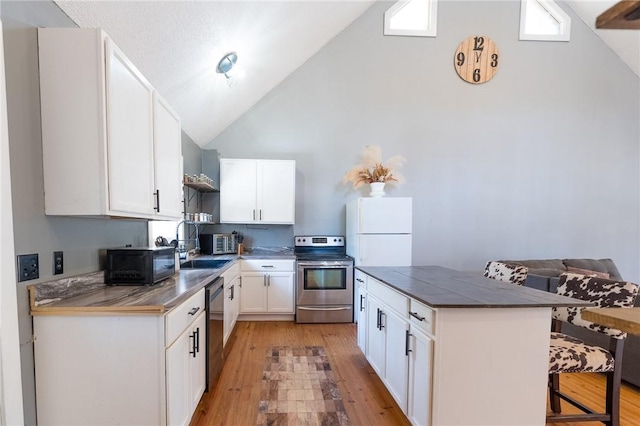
[483,261,528,285]
[547,272,639,426]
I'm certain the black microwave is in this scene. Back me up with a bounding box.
[105,246,175,286]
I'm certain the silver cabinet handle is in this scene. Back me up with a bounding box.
[261,265,274,268]
[188,307,200,316]
[356,278,364,283]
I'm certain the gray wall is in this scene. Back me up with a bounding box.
[205,1,640,281]
[2,2,147,422]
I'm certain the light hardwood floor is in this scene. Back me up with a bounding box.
[191,321,640,426]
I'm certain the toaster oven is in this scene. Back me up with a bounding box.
[199,233,238,255]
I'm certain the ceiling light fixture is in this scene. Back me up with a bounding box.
[216,51,240,87]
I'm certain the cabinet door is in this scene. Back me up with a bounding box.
[384,309,410,413]
[408,327,433,426]
[257,160,296,224]
[366,296,385,377]
[266,272,294,313]
[189,313,206,413]
[166,325,191,426]
[223,277,239,345]
[220,159,257,223]
[152,93,183,219]
[239,273,268,313]
[356,286,367,353]
[105,38,155,215]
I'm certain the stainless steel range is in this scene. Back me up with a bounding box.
[295,235,354,323]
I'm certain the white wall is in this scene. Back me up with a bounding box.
[205,0,640,281]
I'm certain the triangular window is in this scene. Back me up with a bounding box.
[520,0,571,41]
[384,0,438,37]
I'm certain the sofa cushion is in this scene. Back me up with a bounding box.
[566,266,610,279]
[563,259,622,280]
[500,259,565,271]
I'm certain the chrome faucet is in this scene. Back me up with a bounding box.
[175,219,200,259]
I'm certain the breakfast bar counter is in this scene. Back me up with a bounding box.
[357,265,590,308]
[355,265,590,426]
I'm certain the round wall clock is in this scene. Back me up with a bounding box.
[454,35,500,84]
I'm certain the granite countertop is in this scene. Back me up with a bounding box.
[358,265,593,309]
[29,264,231,316]
[29,248,297,316]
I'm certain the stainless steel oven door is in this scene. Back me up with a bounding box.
[296,261,354,306]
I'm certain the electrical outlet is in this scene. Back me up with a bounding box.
[53,251,63,275]
[17,254,39,282]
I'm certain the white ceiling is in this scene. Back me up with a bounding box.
[54,0,375,147]
[53,1,639,148]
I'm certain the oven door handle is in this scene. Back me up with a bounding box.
[296,262,353,267]
[297,306,352,311]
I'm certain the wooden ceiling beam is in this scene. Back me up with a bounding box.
[596,1,640,29]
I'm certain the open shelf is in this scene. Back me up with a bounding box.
[183,181,219,193]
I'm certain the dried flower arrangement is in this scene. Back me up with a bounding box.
[343,145,406,189]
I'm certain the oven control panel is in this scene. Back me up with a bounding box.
[295,235,344,247]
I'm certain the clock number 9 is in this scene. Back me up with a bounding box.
[473,69,480,82]
[456,52,465,66]
[491,53,499,68]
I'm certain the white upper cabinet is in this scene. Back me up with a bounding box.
[220,159,295,224]
[152,93,183,219]
[38,28,182,219]
[105,38,155,216]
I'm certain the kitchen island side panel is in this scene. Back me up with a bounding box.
[431,307,550,426]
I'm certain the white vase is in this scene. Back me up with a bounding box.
[369,182,386,197]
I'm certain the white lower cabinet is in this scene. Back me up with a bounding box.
[166,311,206,426]
[356,281,367,353]
[222,262,241,345]
[239,259,295,315]
[33,288,206,425]
[359,275,434,426]
[407,327,433,426]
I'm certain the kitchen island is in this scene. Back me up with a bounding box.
[355,265,591,426]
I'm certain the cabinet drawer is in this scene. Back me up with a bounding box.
[368,278,408,318]
[241,259,293,272]
[354,269,367,291]
[222,261,240,284]
[165,289,205,347]
[409,299,435,335]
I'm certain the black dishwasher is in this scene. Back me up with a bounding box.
[205,276,224,392]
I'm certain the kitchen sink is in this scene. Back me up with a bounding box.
[180,259,231,269]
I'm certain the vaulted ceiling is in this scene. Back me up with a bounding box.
[53,1,639,148]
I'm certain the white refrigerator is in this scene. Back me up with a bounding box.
[346,197,412,266]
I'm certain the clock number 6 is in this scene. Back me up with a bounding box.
[473,69,480,82]
[456,52,465,66]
